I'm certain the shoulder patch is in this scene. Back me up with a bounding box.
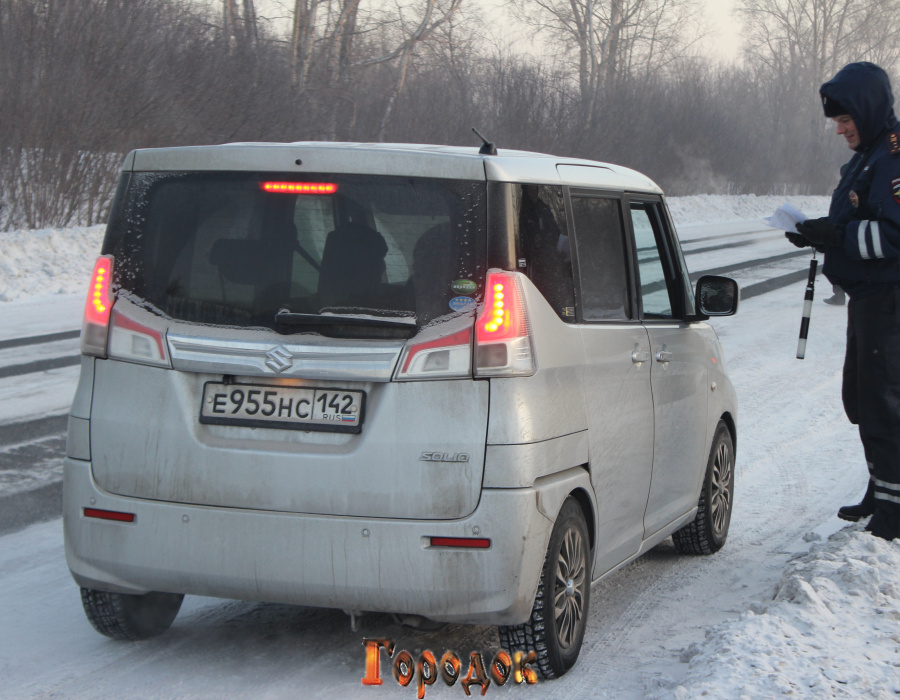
[888,132,900,155]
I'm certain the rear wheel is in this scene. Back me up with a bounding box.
[498,497,590,679]
[80,588,184,640]
[673,421,734,555]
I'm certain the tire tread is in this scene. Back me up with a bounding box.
[498,497,589,679]
[80,587,183,641]
[673,422,733,556]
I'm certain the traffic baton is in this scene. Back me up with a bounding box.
[796,256,818,359]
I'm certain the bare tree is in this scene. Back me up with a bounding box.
[362,0,465,139]
[1,0,866,231]
[323,0,363,84]
[286,0,467,139]
[738,0,900,87]
[243,0,259,46]
[223,0,238,42]
[291,0,320,88]
[224,0,258,49]
[736,0,900,189]
[506,0,704,121]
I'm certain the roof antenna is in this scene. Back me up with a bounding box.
[472,128,497,156]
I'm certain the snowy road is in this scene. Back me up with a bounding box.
[1,212,878,698]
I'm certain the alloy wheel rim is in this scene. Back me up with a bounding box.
[553,526,586,650]
[710,440,733,536]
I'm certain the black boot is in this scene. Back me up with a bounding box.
[838,481,875,522]
[865,505,900,541]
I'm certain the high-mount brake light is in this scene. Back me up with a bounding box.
[81,255,115,357]
[475,271,536,377]
[259,182,338,195]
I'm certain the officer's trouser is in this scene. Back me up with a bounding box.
[843,288,900,520]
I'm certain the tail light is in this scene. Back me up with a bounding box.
[475,271,536,377]
[108,310,171,368]
[81,256,115,357]
[394,328,472,381]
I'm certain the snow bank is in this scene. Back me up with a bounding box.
[666,194,830,226]
[0,225,104,301]
[661,526,900,698]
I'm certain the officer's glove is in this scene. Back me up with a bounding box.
[795,218,843,247]
[785,232,812,248]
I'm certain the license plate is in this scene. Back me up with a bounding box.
[199,382,365,433]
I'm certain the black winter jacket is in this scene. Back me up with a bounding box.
[820,62,900,297]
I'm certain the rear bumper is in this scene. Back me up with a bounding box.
[63,457,553,625]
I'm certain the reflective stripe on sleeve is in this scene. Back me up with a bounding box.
[858,221,870,259]
[871,221,885,258]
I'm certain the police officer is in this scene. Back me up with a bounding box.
[788,62,900,541]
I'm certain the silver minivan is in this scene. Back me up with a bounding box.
[65,142,738,678]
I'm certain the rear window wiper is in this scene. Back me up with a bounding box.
[275,309,417,329]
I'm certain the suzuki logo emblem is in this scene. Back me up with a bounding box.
[265,345,293,373]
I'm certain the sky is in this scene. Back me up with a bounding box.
[211,0,746,64]
[702,0,742,62]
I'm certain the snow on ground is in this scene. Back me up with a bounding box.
[5,192,900,698]
[0,225,105,301]
[666,193,830,229]
[665,526,900,698]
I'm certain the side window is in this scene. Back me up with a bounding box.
[517,185,575,321]
[630,202,678,319]
[570,195,630,321]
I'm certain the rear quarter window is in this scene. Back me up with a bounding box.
[515,184,576,321]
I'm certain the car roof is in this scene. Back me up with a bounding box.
[124,141,663,194]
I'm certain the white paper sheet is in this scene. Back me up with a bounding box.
[766,203,808,233]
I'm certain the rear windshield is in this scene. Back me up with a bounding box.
[104,172,487,337]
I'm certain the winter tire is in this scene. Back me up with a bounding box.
[80,587,184,640]
[498,496,590,679]
[673,421,734,555]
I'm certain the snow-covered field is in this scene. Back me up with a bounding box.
[3,193,900,698]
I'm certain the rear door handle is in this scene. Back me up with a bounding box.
[632,350,650,364]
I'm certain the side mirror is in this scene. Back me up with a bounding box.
[696,275,739,317]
